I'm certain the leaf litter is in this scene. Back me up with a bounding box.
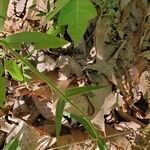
[0,0,150,149]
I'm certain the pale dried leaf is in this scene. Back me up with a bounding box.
[140,51,150,60]
[0,118,55,150]
[55,55,83,78]
[65,95,93,116]
[105,124,132,150]
[95,16,116,60]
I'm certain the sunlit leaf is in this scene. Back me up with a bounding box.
[66,85,106,97]
[0,0,9,31]
[58,0,97,45]
[56,97,66,138]
[46,0,70,21]
[4,60,24,81]
[5,45,107,149]
[3,138,20,150]
[47,25,61,36]
[1,32,67,50]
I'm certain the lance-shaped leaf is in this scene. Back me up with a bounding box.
[70,113,97,138]
[0,76,5,106]
[5,38,108,149]
[56,97,66,138]
[1,32,67,50]
[65,85,106,97]
[58,0,97,45]
[0,0,9,31]
[70,113,108,150]
[97,138,108,150]
[4,138,20,150]
[0,61,4,77]
[46,0,71,21]
[0,62,5,106]
[4,60,23,81]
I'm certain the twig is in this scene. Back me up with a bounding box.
[45,127,149,150]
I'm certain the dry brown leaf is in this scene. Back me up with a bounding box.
[54,134,74,149]
[37,123,56,135]
[0,117,55,150]
[37,55,56,72]
[32,95,54,120]
[129,57,149,86]
[55,55,83,78]
[117,107,146,127]
[51,128,94,150]
[94,16,116,60]
[4,0,52,33]
[119,0,132,11]
[140,51,150,60]
[65,95,94,116]
[105,124,132,150]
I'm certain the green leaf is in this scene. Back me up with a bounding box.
[0,61,4,77]
[56,97,66,138]
[0,61,5,106]
[0,0,9,31]
[45,0,71,21]
[36,11,47,17]
[47,25,61,36]
[29,4,36,9]
[70,114,108,150]
[97,139,108,150]
[4,138,20,150]
[5,45,107,149]
[65,85,106,97]
[1,32,67,50]
[4,60,24,81]
[58,0,97,45]
[70,113,97,138]
[0,76,5,106]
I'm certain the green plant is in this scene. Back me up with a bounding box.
[3,138,20,150]
[16,44,108,149]
[46,0,97,45]
[98,0,118,17]
[0,61,5,106]
[0,32,107,150]
[0,0,9,31]
[0,0,108,149]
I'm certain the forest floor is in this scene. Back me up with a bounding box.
[0,0,150,150]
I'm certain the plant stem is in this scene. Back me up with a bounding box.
[0,39,105,147]
[10,49,100,141]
